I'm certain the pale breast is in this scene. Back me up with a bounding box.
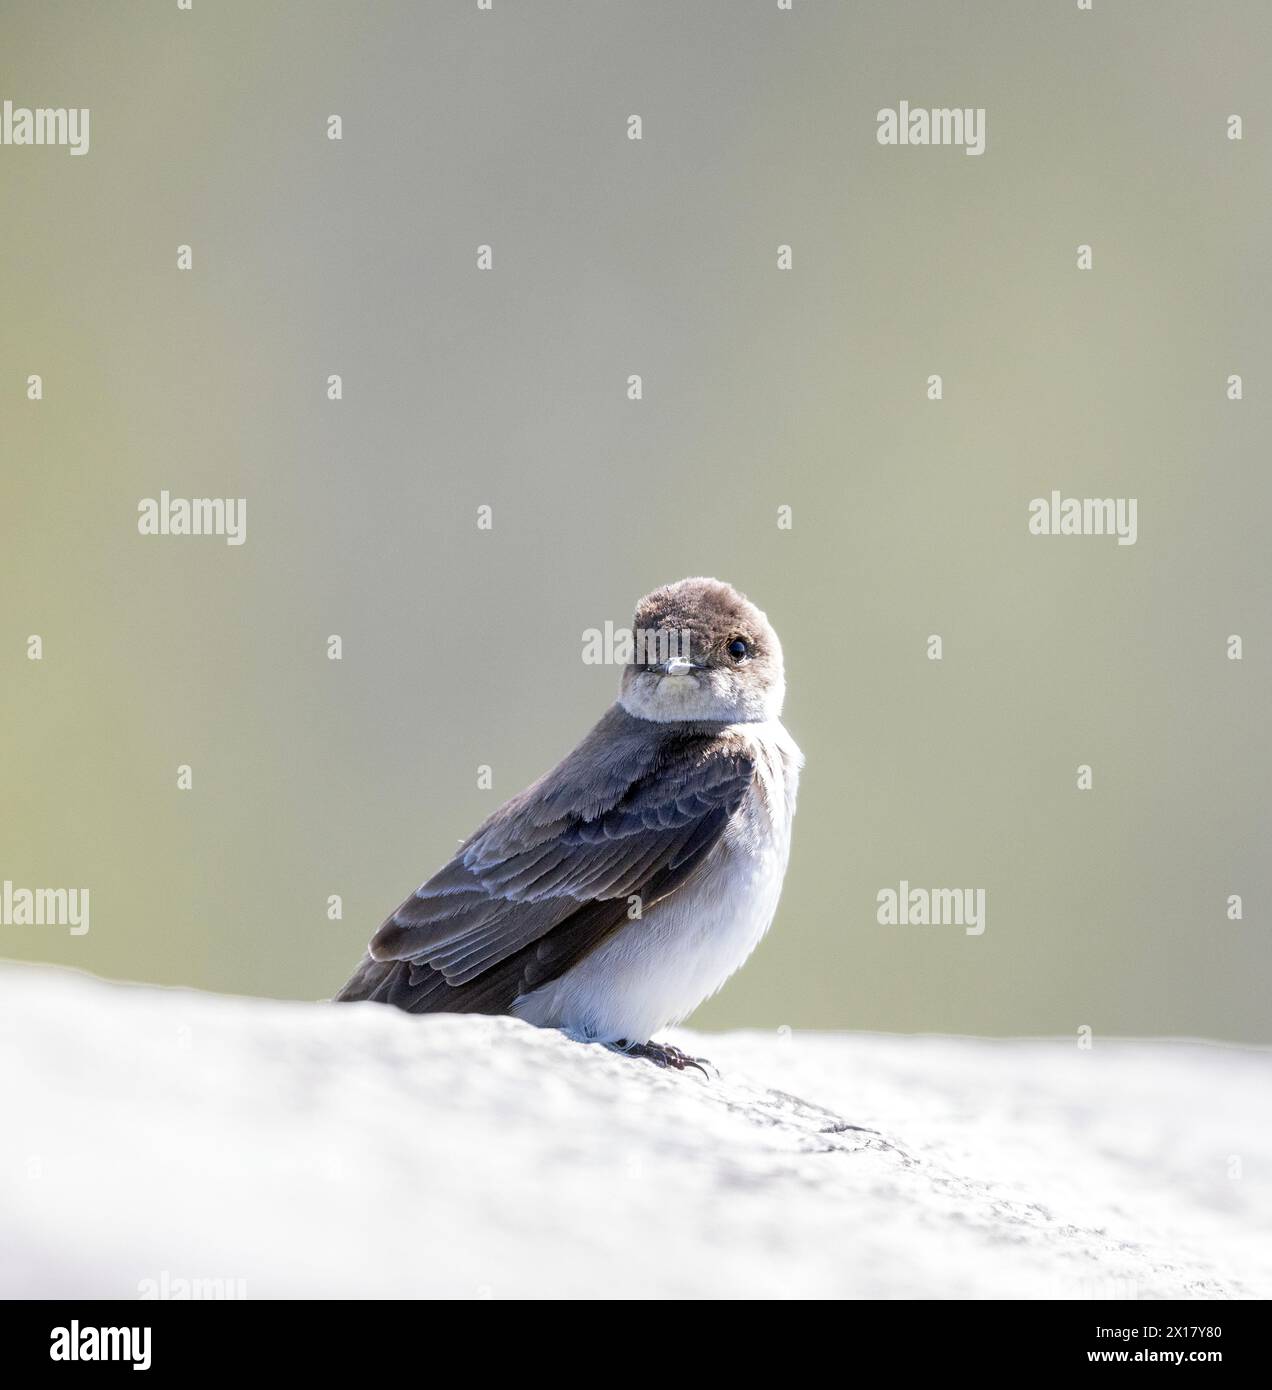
[512,721,803,1043]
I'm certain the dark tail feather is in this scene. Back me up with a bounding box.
[332,951,520,1015]
[332,953,396,1003]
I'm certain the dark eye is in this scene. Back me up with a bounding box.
[728,638,750,662]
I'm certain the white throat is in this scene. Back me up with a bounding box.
[619,671,785,724]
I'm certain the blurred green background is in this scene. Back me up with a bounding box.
[2,1,1269,1039]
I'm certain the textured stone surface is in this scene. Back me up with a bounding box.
[0,963,1267,1299]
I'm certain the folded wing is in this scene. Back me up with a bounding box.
[336,707,754,1015]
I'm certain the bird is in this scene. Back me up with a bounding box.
[335,577,802,1073]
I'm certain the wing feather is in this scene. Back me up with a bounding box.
[338,706,754,1014]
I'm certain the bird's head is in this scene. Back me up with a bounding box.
[618,577,785,724]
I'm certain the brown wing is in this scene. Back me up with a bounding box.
[335,707,753,1015]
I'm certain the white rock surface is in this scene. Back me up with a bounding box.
[0,963,1267,1299]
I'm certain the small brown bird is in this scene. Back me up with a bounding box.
[336,578,802,1072]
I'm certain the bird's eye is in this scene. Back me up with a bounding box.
[728,638,750,662]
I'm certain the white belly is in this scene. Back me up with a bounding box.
[512,721,801,1043]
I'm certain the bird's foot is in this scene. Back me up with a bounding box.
[611,1039,713,1078]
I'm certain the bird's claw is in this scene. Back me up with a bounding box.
[611,1039,714,1078]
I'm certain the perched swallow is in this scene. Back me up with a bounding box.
[336,577,802,1073]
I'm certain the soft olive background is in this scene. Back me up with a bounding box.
[2,2,1269,1039]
